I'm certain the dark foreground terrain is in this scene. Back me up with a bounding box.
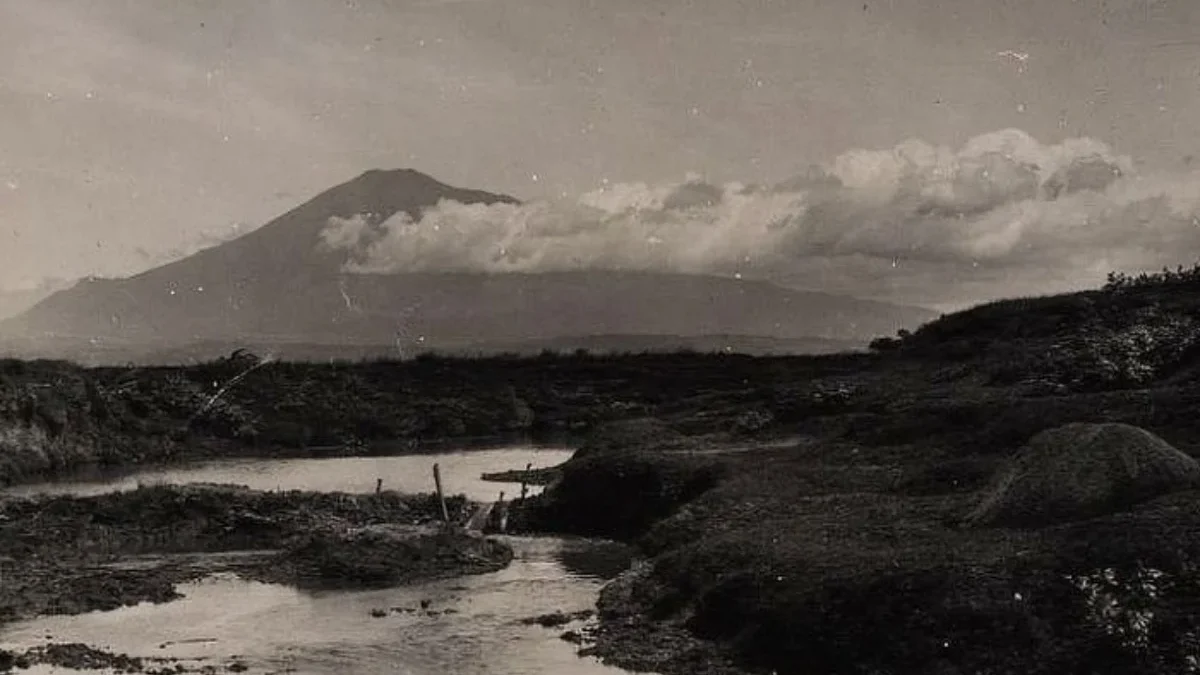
[6,270,1200,673]
[0,484,506,620]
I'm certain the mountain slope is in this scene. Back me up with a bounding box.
[0,169,937,364]
[0,284,66,322]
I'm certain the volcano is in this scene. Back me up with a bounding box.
[0,169,937,364]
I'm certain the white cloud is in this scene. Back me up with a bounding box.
[319,128,1200,307]
[319,214,375,252]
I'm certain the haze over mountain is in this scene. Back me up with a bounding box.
[0,170,935,364]
[0,278,73,323]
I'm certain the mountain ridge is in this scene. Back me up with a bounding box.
[0,169,937,364]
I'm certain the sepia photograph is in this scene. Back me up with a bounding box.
[1,0,1199,673]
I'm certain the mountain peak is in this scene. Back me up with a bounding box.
[346,168,518,204]
[114,169,520,284]
[350,167,436,186]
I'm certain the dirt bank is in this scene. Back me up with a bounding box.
[0,641,256,674]
[509,420,729,540]
[263,523,513,589]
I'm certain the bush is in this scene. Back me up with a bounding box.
[868,336,903,353]
[1104,263,1200,292]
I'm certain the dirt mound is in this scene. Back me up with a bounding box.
[272,524,513,588]
[968,423,1200,527]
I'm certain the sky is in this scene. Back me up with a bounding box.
[1,0,1199,310]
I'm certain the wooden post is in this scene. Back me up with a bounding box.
[496,491,508,533]
[432,463,450,524]
[519,462,532,501]
[376,478,383,494]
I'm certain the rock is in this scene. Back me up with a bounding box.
[22,643,144,672]
[520,609,595,627]
[967,423,1200,527]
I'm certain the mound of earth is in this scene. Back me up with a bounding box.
[271,524,513,589]
[967,422,1200,527]
[514,420,726,539]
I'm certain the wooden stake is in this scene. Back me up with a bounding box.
[520,462,532,501]
[432,463,450,524]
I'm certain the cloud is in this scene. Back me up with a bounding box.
[318,214,376,252]
[318,128,1200,307]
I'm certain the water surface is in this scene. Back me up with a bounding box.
[0,448,646,674]
[0,446,652,672]
[1,536,637,675]
[5,447,573,502]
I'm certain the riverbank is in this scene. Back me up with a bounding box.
[0,350,865,487]
[511,412,1200,675]
[0,642,216,675]
[0,484,510,627]
[475,277,1200,673]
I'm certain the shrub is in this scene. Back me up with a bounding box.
[1104,263,1200,292]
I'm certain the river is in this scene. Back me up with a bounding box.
[3,446,575,502]
[0,447,646,675]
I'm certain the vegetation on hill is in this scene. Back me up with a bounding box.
[0,346,877,485]
[496,270,1200,675]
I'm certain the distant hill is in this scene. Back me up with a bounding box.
[102,333,864,366]
[457,333,865,358]
[0,169,937,364]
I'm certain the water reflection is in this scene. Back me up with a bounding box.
[0,452,648,674]
[0,538,639,675]
[5,447,575,502]
[553,538,637,582]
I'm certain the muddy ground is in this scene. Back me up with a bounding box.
[0,484,509,634]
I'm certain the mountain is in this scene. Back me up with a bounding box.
[0,169,938,364]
